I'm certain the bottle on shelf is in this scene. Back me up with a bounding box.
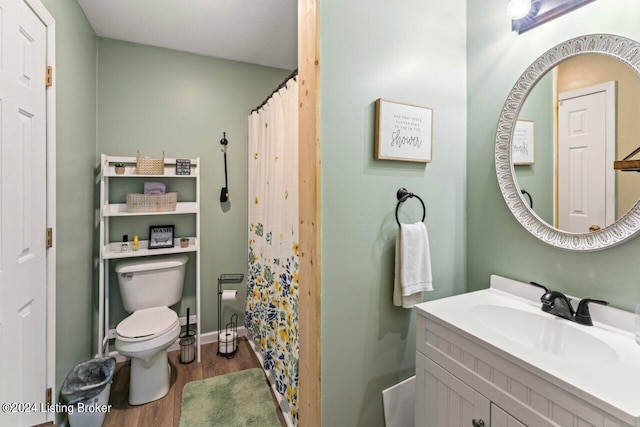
[121,234,130,253]
[133,235,139,251]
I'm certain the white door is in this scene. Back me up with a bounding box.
[558,84,614,233]
[0,0,49,425]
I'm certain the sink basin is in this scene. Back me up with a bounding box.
[470,304,619,363]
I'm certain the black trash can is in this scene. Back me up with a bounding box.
[60,356,116,427]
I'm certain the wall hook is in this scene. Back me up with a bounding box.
[220,132,229,202]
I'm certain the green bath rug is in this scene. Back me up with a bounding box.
[179,368,281,427]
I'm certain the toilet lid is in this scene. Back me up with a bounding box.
[116,307,178,339]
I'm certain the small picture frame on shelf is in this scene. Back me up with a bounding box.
[176,159,191,175]
[148,225,175,249]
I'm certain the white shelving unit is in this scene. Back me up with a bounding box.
[98,154,201,362]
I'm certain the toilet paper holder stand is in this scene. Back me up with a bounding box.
[217,273,244,358]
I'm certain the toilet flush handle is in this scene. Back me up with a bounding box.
[121,272,134,279]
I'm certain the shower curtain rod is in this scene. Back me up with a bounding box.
[251,68,298,113]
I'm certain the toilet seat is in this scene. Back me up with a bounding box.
[116,307,179,342]
[114,308,181,406]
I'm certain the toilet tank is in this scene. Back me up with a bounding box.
[115,254,188,313]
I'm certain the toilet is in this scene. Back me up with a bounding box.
[114,254,188,405]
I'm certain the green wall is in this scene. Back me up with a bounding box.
[320,0,467,425]
[39,0,97,411]
[467,1,640,308]
[96,38,290,335]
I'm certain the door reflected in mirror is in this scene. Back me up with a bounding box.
[514,53,640,233]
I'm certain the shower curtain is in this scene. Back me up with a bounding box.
[246,76,299,423]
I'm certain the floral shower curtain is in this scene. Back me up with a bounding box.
[246,76,299,423]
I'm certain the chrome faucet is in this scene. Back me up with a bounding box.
[530,282,608,326]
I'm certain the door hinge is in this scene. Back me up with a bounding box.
[46,228,53,248]
[45,388,52,406]
[45,66,53,87]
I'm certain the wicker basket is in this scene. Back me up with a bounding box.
[136,151,164,175]
[126,192,177,213]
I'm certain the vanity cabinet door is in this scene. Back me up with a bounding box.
[416,352,490,427]
[491,404,526,427]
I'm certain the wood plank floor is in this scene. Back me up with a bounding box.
[103,338,286,427]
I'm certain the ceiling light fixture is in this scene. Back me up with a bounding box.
[507,0,533,19]
[510,0,597,34]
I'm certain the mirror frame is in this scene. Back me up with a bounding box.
[495,34,640,251]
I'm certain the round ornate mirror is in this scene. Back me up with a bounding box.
[495,34,640,250]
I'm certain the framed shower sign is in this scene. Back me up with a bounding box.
[512,119,535,165]
[375,98,433,162]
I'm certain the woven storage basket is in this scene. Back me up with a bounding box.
[126,192,177,213]
[136,151,164,175]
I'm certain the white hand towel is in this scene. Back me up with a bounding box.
[394,222,433,308]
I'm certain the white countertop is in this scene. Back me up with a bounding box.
[415,275,640,422]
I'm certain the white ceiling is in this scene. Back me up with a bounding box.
[77,0,297,70]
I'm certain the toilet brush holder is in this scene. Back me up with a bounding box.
[179,331,196,364]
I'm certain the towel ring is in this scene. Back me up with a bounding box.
[395,188,426,226]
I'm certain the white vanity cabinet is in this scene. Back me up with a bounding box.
[416,351,490,426]
[414,276,639,427]
[416,350,526,427]
[491,404,526,427]
[97,154,201,361]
